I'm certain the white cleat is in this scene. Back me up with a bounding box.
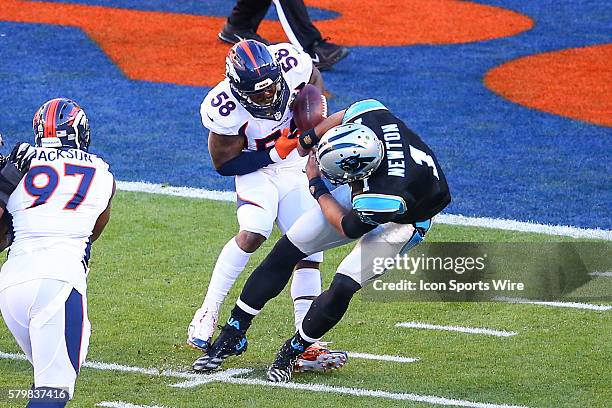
[187,306,219,352]
[294,342,348,373]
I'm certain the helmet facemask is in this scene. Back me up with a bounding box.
[225,40,290,121]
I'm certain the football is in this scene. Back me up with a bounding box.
[292,84,327,131]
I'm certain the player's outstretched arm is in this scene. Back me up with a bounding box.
[297,110,346,156]
[304,151,350,235]
[208,131,246,171]
[209,131,296,176]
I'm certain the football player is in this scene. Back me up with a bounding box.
[189,39,346,372]
[193,99,451,381]
[0,98,115,405]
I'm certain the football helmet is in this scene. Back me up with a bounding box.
[316,123,384,184]
[225,40,289,120]
[33,98,90,151]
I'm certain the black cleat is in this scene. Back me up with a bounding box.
[218,23,270,45]
[309,39,349,71]
[267,337,305,382]
[192,324,248,372]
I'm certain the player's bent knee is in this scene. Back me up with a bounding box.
[329,274,361,304]
[235,231,267,253]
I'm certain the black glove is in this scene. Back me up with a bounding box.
[8,142,36,173]
[298,128,320,150]
[0,143,36,209]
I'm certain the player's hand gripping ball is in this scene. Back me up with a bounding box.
[292,84,327,131]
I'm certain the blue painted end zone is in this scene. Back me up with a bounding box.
[0,0,610,229]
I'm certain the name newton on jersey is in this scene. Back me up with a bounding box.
[381,123,405,177]
[35,148,93,163]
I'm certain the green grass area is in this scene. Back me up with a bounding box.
[0,191,610,407]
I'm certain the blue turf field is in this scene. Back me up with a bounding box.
[0,1,610,229]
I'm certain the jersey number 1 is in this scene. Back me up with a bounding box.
[409,145,440,180]
[25,164,96,210]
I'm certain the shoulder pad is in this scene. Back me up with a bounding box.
[269,43,313,91]
[200,81,247,135]
[343,99,388,123]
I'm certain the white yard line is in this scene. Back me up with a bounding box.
[117,181,235,202]
[169,368,252,388]
[220,376,528,408]
[98,402,170,408]
[0,351,526,408]
[493,296,612,311]
[116,181,611,241]
[395,322,517,337]
[589,272,612,277]
[348,352,419,363]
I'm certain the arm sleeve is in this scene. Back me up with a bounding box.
[217,149,274,176]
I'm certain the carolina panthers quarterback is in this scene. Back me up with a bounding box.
[190,39,347,373]
[0,98,115,405]
[193,99,451,381]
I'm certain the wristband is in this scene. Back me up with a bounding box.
[299,128,319,150]
[308,177,330,200]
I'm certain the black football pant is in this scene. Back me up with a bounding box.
[227,0,323,51]
[238,236,361,340]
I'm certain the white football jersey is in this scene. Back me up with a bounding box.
[0,147,114,290]
[200,43,313,169]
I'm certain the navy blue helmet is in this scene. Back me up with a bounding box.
[33,98,91,151]
[225,40,289,120]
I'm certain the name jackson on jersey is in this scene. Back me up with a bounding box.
[34,148,94,163]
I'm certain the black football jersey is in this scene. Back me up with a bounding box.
[343,99,451,225]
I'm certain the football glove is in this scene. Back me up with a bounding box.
[271,128,299,161]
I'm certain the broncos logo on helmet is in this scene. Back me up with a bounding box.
[33,98,90,151]
[225,40,290,121]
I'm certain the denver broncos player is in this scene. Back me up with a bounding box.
[190,39,346,372]
[0,98,115,405]
[194,99,451,380]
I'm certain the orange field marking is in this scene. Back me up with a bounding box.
[485,44,612,127]
[0,0,533,86]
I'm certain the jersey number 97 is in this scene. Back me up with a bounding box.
[25,164,96,210]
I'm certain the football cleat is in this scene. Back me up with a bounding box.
[267,337,305,383]
[294,342,348,373]
[309,39,349,71]
[187,306,219,352]
[192,322,247,372]
[218,23,270,46]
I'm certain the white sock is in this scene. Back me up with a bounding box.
[291,268,321,331]
[202,237,252,310]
